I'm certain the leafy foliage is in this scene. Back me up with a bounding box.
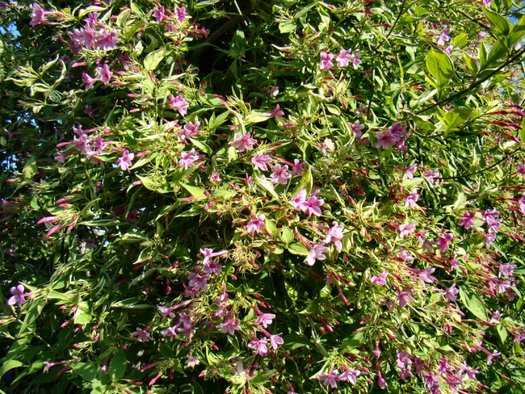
[1,0,525,393]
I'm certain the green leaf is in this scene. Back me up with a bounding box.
[459,287,488,321]
[0,360,24,376]
[280,227,294,244]
[22,157,37,180]
[137,175,168,192]
[341,331,366,352]
[287,243,309,256]
[497,324,508,344]
[245,111,271,125]
[509,15,525,47]
[482,9,511,36]
[180,183,207,200]
[143,48,167,71]
[74,309,92,325]
[255,176,279,200]
[292,165,312,195]
[109,350,127,380]
[425,49,454,88]
[71,362,98,381]
[278,20,296,34]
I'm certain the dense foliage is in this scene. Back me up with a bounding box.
[2,0,525,393]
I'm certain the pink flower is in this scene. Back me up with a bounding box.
[398,223,416,238]
[37,216,58,225]
[377,370,388,389]
[305,243,328,266]
[153,6,167,23]
[131,327,151,341]
[161,325,177,340]
[95,29,118,50]
[303,193,324,217]
[437,232,453,253]
[180,120,201,143]
[324,222,344,252]
[270,164,291,184]
[499,263,516,278]
[230,133,257,152]
[255,313,275,328]
[200,248,227,265]
[270,104,285,118]
[371,272,389,286]
[251,153,272,171]
[167,94,189,116]
[96,64,112,84]
[336,49,352,67]
[269,334,284,350]
[219,315,240,335]
[158,305,176,319]
[82,72,98,89]
[339,369,360,384]
[246,214,266,235]
[444,284,459,302]
[519,194,525,215]
[405,189,419,207]
[317,369,340,388]
[248,338,268,356]
[178,148,200,169]
[350,52,362,68]
[30,3,53,27]
[175,6,187,23]
[437,28,450,47]
[7,284,28,307]
[396,290,414,307]
[290,190,324,217]
[517,164,525,175]
[290,190,307,210]
[376,123,406,149]
[350,121,364,138]
[405,164,417,179]
[290,159,304,176]
[186,353,200,368]
[459,211,475,230]
[320,50,334,71]
[417,267,437,285]
[116,149,134,171]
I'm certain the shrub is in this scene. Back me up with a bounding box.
[1,0,525,393]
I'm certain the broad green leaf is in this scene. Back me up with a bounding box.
[287,243,309,256]
[255,176,279,200]
[509,15,525,46]
[341,331,366,352]
[460,287,488,321]
[425,49,454,88]
[109,350,127,380]
[0,360,24,376]
[144,48,167,71]
[245,112,271,125]
[482,9,511,36]
[497,324,508,344]
[22,157,37,180]
[280,227,294,244]
[71,362,98,381]
[180,183,207,200]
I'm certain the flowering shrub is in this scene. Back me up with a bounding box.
[1,0,525,393]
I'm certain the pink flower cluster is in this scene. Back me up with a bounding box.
[376,123,406,150]
[317,368,361,388]
[68,13,118,53]
[290,190,324,217]
[320,48,361,71]
[82,64,112,89]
